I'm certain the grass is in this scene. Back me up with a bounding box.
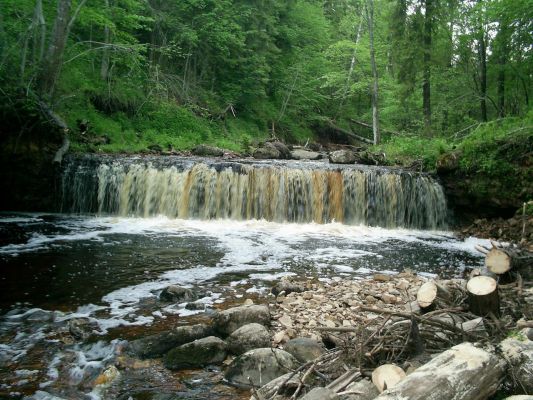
[372,135,451,171]
[64,100,269,153]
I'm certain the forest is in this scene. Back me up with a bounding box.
[0,0,531,171]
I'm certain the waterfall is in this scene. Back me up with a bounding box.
[60,155,448,229]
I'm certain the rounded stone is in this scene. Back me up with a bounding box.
[163,336,227,370]
[224,348,298,388]
[226,323,271,355]
[284,337,325,363]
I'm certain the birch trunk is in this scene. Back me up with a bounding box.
[366,0,380,145]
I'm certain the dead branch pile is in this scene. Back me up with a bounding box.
[263,267,533,399]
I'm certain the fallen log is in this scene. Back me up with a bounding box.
[500,336,533,393]
[326,121,373,144]
[416,281,452,312]
[467,276,500,317]
[373,342,505,400]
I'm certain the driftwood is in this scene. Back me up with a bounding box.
[467,276,500,317]
[373,343,506,400]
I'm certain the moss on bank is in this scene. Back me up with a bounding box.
[372,113,533,216]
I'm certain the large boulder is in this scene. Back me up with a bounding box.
[290,149,321,160]
[269,141,292,159]
[329,150,356,164]
[128,324,212,358]
[226,323,271,355]
[253,141,291,160]
[192,144,224,157]
[213,304,270,336]
[159,285,197,303]
[253,144,280,159]
[163,336,227,370]
[224,348,298,388]
[284,337,325,363]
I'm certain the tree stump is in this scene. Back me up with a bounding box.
[467,276,500,317]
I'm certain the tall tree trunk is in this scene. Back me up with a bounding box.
[422,0,433,135]
[39,0,86,98]
[336,14,363,116]
[478,29,487,121]
[495,24,509,118]
[100,0,111,81]
[367,0,380,145]
[39,0,72,96]
[33,0,46,64]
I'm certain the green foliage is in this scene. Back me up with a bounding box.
[458,115,533,176]
[372,136,451,170]
[0,0,531,154]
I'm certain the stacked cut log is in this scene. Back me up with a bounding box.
[416,280,452,312]
[476,241,533,282]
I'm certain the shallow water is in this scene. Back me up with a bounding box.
[0,213,488,399]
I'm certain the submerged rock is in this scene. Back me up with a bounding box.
[284,337,325,363]
[128,323,212,358]
[164,336,227,370]
[226,323,271,355]
[159,285,197,303]
[329,150,356,164]
[224,348,298,388]
[185,301,206,311]
[213,304,270,336]
[68,318,97,341]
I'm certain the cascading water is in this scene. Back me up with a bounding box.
[60,155,448,229]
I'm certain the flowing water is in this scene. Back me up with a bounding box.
[0,156,488,399]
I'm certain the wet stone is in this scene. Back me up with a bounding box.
[226,323,271,355]
[159,285,197,303]
[128,323,213,359]
[284,337,325,363]
[213,304,270,336]
[224,348,298,388]
[163,336,227,370]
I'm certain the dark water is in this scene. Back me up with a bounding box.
[0,213,487,399]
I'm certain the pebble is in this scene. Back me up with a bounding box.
[270,272,425,344]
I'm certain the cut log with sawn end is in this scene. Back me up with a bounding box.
[467,276,500,317]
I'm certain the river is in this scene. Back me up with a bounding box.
[0,156,488,399]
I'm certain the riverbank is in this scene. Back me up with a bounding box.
[54,270,533,399]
